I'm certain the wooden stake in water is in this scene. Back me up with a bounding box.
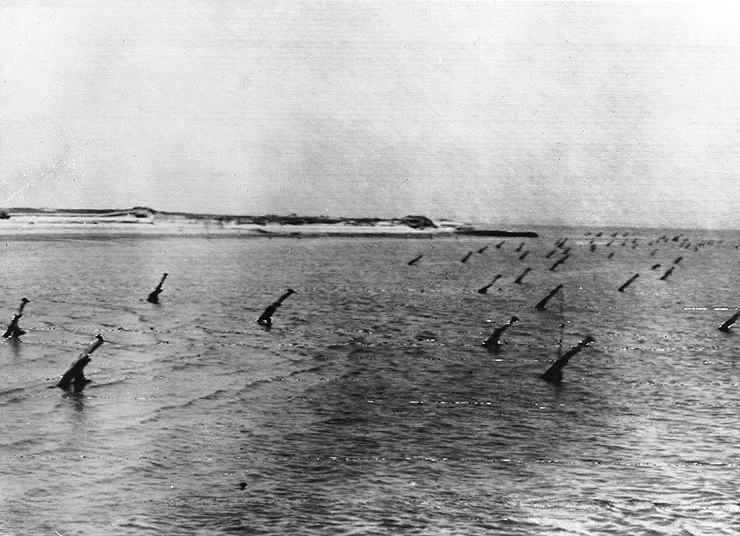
[147,273,169,304]
[535,285,564,311]
[257,289,296,329]
[407,254,423,266]
[514,267,531,284]
[3,298,29,339]
[482,316,519,352]
[541,336,595,385]
[659,267,674,281]
[549,254,570,272]
[718,312,740,333]
[57,335,105,391]
[477,274,502,294]
[618,274,639,292]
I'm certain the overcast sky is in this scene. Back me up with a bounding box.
[2,1,739,228]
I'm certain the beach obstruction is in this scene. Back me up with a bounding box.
[618,274,639,292]
[477,274,502,294]
[718,312,740,333]
[257,288,296,329]
[514,267,531,284]
[541,336,595,385]
[482,316,519,352]
[147,273,169,303]
[57,335,105,391]
[534,285,563,311]
[3,298,29,339]
[549,254,570,272]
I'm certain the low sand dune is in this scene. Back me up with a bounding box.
[0,207,539,238]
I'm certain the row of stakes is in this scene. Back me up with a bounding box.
[408,235,739,385]
[3,274,297,393]
[6,235,737,392]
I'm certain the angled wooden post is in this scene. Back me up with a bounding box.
[535,284,564,311]
[482,316,519,352]
[542,336,595,385]
[719,312,740,333]
[147,273,169,303]
[57,335,105,391]
[257,289,296,329]
[3,298,29,339]
[618,274,639,292]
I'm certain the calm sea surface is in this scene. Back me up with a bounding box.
[0,229,738,535]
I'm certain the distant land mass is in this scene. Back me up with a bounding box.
[0,207,539,238]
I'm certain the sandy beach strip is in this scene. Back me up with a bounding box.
[0,210,462,239]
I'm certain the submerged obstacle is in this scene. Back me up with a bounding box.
[57,335,105,391]
[549,254,570,272]
[541,336,595,385]
[618,274,639,292]
[482,316,519,351]
[535,285,564,311]
[477,275,502,294]
[477,283,493,294]
[718,312,740,333]
[147,273,169,304]
[3,298,29,339]
[514,267,531,284]
[257,288,296,329]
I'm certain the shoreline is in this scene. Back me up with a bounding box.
[0,207,540,239]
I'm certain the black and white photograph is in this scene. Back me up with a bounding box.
[1,1,738,534]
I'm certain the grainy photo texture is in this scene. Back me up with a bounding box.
[1,2,738,534]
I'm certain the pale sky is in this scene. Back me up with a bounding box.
[2,1,740,228]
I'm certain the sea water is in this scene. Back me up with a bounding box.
[0,230,738,535]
